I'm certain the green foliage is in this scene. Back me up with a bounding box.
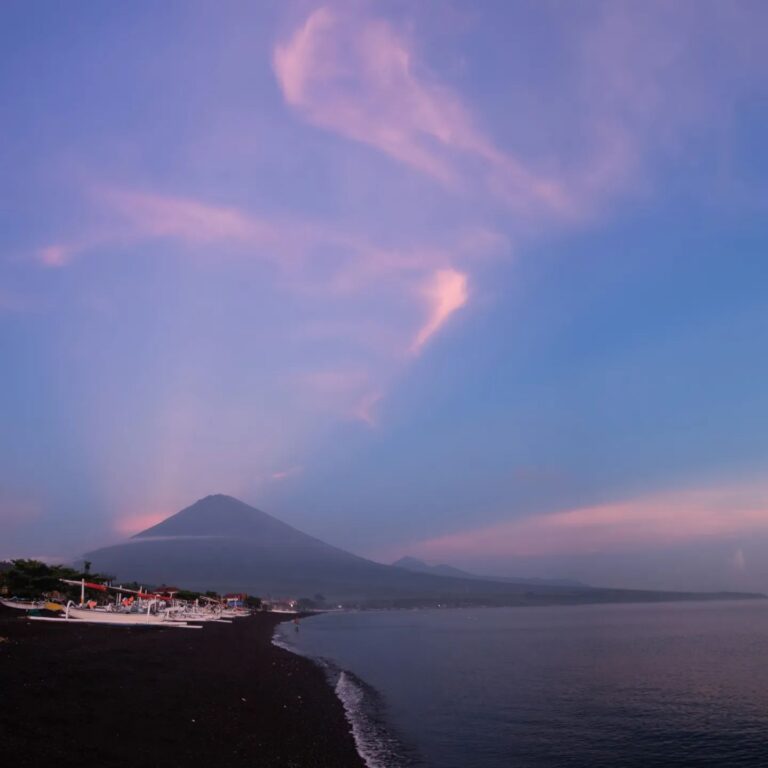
[0,559,110,599]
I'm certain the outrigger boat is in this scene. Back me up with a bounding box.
[63,602,200,626]
[19,578,248,628]
[51,579,200,628]
[0,597,46,611]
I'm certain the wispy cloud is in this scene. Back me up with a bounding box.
[411,268,468,354]
[353,389,383,427]
[102,189,275,246]
[299,369,384,427]
[28,183,485,446]
[407,479,768,559]
[271,465,303,482]
[273,7,571,214]
[37,244,76,268]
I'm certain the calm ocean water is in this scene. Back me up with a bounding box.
[275,600,768,768]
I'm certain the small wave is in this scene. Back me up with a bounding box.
[272,627,418,768]
[335,669,418,768]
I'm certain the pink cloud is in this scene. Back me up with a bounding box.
[102,188,275,246]
[30,187,482,428]
[407,480,768,559]
[300,369,384,426]
[38,243,75,268]
[273,7,571,213]
[411,268,468,354]
[271,465,303,481]
[38,186,492,289]
[33,181,491,431]
[31,191,278,270]
[353,390,383,428]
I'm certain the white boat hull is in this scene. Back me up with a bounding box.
[28,615,202,629]
[0,598,43,611]
[66,605,175,625]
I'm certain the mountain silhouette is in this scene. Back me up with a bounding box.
[83,495,762,605]
[133,494,332,545]
[391,556,586,587]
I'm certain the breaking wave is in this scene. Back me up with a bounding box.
[272,628,418,768]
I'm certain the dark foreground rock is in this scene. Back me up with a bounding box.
[0,607,364,768]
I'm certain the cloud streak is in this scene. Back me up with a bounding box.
[273,7,571,214]
[408,479,768,559]
[411,268,468,354]
[103,189,275,246]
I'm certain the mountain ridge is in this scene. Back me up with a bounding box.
[391,556,587,588]
[82,495,766,606]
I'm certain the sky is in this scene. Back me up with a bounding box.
[2,0,768,592]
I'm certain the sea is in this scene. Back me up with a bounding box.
[274,600,768,768]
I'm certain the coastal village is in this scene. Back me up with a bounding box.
[0,559,309,628]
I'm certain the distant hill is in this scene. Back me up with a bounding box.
[83,495,765,606]
[392,556,586,588]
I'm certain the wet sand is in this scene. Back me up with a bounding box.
[0,606,364,768]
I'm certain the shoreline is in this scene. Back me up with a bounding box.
[0,606,365,767]
[273,616,417,768]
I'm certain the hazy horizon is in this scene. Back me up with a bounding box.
[2,1,768,594]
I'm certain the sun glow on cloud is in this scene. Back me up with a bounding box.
[408,480,768,559]
[103,189,273,245]
[411,269,469,354]
[270,466,303,482]
[37,244,74,268]
[272,6,571,213]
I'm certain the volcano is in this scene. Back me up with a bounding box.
[83,495,564,601]
[82,495,762,605]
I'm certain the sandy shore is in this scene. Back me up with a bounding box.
[0,606,365,768]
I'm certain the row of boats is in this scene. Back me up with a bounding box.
[1,579,253,629]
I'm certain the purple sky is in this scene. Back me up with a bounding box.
[2,1,768,591]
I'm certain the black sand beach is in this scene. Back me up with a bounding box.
[0,607,365,768]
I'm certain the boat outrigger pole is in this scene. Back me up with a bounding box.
[59,578,109,604]
[59,579,172,603]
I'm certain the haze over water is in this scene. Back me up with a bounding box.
[278,601,768,768]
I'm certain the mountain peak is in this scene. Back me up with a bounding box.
[393,556,475,579]
[132,494,323,545]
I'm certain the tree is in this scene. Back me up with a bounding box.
[0,559,110,599]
